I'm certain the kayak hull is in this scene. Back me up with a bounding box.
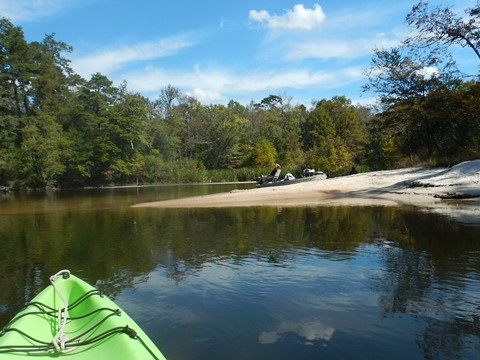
[0,272,166,359]
[256,173,327,188]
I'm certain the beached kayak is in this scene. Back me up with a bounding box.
[256,172,327,188]
[0,270,166,359]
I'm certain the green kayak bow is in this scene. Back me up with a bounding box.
[0,270,166,359]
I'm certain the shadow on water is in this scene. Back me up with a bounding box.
[0,186,479,359]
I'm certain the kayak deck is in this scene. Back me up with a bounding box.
[0,271,166,359]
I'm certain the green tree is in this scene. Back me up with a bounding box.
[63,73,122,185]
[0,114,19,183]
[254,139,277,168]
[277,103,307,171]
[154,84,181,118]
[304,97,365,174]
[364,1,480,166]
[150,86,184,163]
[28,33,75,114]
[364,47,445,108]
[108,89,152,183]
[364,47,451,162]
[227,100,248,118]
[247,105,282,149]
[13,113,66,187]
[197,105,241,169]
[173,95,205,160]
[0,19,77,188]
[420,81,480,161]
[0,17,33,117]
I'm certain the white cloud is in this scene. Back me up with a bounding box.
[248,5,404,66]
[417,66,439,78]
[249,4,326,30]
[259,319,335,344]
[0,0,74,21]
[117,64,364,104]
[284,34,400,61]
[71,36,194,78]
[186,88,224,103]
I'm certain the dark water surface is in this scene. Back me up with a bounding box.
[1,185,479,359]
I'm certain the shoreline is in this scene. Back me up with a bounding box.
[132,161,480,212]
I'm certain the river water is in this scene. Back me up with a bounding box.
[1,185,479,359]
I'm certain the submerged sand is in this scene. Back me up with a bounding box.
[132,160,480,222]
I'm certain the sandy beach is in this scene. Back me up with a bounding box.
[132,160,480,222]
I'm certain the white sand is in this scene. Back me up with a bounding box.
[132,160,480,223]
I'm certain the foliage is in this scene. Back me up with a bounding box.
[206,167,262,182]
[404,1,480,64]
[157,158,208,183]
[304,96,366,175]
[0,3,479,188]
[254,139,278,168]
[363,1,479,167]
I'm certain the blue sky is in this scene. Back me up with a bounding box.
[1,0,476,106]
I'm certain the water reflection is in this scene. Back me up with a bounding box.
[259,319,335,344]
[1,188,479,359]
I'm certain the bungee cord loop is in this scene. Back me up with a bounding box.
[49,269,77,353]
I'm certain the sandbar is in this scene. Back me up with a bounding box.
[132,161,480,217]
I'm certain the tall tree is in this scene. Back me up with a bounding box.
[304,96,366,174]
[0,17,33,117]
[108,90,152,183]
[29,33,75,113]
[13,113,66,187]
[405,1,480,65]
[155,84,181,117]
[276,102,307,170]
[304,97,359,174]
[64,73,122,184]
[254,139,277,168]
[197,105,241,169]
[364,1,480,165]
[364,47,446,108]
[149,87,183,163]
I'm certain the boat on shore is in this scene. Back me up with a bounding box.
[256,168,327,188]
[0,270,166,359]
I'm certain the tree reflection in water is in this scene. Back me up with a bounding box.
[1,196,479,359]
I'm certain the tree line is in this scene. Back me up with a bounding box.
[0,1,479,189]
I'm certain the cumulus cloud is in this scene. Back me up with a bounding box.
[248,5,403,64]
[416,66,439,78]
[71,36,194,78]
[249,4,326,30]
[187,88,223,103]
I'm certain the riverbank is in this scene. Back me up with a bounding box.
[132,160,480,222]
